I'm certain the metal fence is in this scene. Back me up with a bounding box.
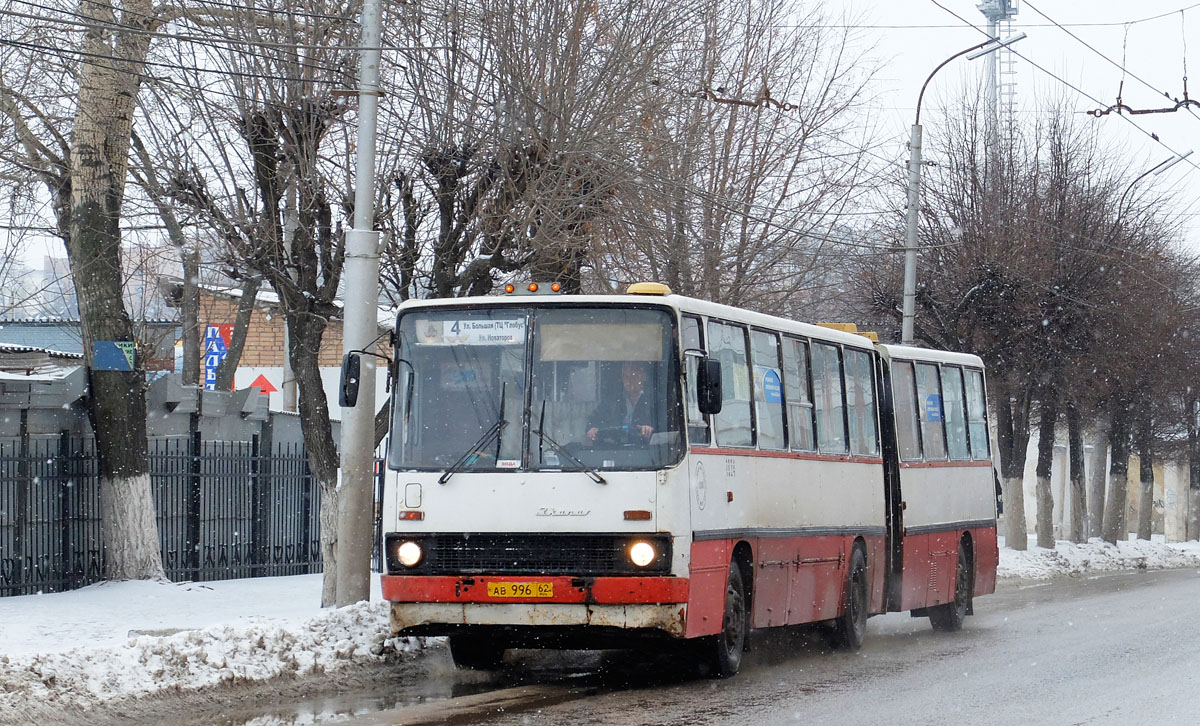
[0,434,329,597]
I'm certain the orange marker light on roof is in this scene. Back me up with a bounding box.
[528,282,539,292]
[504,283,515,294]
[551,282,562,292]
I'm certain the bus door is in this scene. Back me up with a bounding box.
[874,352,906,612]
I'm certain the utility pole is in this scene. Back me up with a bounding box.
[336,0,383,607]
[901,33,1026,344]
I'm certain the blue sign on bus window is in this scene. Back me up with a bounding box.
[925,394,943,422]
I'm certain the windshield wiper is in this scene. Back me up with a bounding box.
[532,428,607,485]
[438,417,508,485]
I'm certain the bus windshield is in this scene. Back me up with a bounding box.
[387,305,685,473]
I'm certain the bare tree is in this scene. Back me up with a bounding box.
[608,0,878,315]
[147,0,360,605]
[66,0,163,579]
[855,98,1186,551]
[376,0,690,300]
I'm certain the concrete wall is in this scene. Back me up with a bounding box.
[0,370,334,449]
[1019,429,1194,542]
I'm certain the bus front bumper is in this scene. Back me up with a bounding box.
[382,574,689,638]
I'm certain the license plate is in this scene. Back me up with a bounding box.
[486,581,554,598]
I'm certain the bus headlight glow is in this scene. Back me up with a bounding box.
[629,541,657,568]
[396,540,423,567]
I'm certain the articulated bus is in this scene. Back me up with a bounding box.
[357,283,998,677]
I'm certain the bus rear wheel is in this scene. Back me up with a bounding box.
[448,634,506,669]
[929,545,971,632]
[703,559,748,678]
[831,545,868,650]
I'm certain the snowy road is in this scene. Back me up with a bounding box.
[349,567,1200,726]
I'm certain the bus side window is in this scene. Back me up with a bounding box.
[750,329,786,451]
[844,349,878,456]
[892,360,922,460]
[782,337,816,452]
[914,362,947,460]
[812,342,848,454]
[941,365,970,460]
[707,321,754,447]
[682,316,710,445]
[964,368,990,459]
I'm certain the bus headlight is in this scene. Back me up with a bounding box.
[396,540,423,567]
[629,541,657,568]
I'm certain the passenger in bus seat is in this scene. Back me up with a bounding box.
[586,361,660,444]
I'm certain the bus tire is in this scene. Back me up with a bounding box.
[703,559,748,678]
[929,544,971,632]
[448,634,506,669]
[831,544,868,651]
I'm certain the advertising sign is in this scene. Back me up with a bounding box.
[203,324,234,390]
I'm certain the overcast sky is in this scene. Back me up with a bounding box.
[839,0,1200,250]
[8,0,1199,275]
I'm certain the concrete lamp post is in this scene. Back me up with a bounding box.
[900,32,1026,345]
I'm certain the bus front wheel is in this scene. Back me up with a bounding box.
[448,634,506,669]
[703,559,748,678]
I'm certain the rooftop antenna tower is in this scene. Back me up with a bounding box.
[977,0,1020,144]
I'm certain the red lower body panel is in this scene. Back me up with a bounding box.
[685,534,887,638]
[899,525,999,611]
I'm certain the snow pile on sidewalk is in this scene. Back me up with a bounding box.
[998,537,1200,580]
[0,575,417,721]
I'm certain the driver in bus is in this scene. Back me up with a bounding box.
[586,361,659,445]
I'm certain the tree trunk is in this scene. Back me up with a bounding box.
[1066,400,1086,543]
[374,398,392,449]
[1188,394,1199,541]
[1088,424,1108,541]
[286,308,340,606]
[1101,398,1131,544]
[996,386,1031,550]
[215,276,261,390]
[68,0,163,580]
[129,133,201,385]
[180,249,202,384]
[1135,415,1154,541]
[1034,396,1058,549]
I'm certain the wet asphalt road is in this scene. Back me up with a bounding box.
[356,567,1200,726]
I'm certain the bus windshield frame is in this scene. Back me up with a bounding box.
[386,303,686,474]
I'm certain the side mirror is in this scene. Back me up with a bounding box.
[339,352,361,407]
[697,357,723,415]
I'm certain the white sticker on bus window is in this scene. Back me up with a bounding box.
[415,318,525,345]
[497,459,521,468]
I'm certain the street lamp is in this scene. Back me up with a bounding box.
[900,32,1027,345]
[1116,150,1193,224]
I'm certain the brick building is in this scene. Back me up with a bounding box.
[190,284,389,419]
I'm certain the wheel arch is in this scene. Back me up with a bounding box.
[731,540,754,610]
[960,531,975,615]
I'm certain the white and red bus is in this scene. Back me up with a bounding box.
[360,283,997,676]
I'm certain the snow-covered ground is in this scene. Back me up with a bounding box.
[3,537,1199,723]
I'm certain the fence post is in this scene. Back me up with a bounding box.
[300,443,315,570]
[58,431,73,589]
[187,429,202,575]
[250,432,273,577]
[373,459,384,573]
[15,410,29,592]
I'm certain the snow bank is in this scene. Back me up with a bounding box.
[999,537,1200,580]
[0,576,419,722]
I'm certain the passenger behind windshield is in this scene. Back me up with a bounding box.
[586,361,663,445]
